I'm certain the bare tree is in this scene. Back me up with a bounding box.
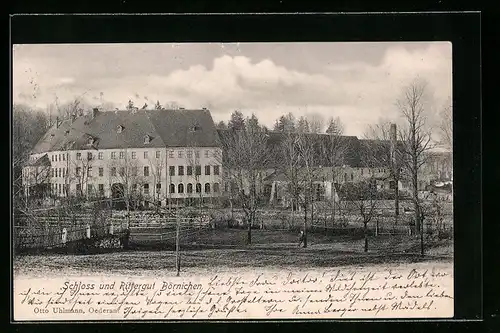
[364,121,405,218]
[439,98,452,150]
[295,132,320,248]
[148,152,166,212]
[348,179,378,252]
[109,150,143,225]
[321,123,349,228]
[279,132,303,232]
[223,127,270,244]
[396,78,435,255]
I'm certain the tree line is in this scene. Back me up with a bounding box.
[216,110,344,135]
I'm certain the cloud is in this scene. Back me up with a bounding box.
[13,43,451,136]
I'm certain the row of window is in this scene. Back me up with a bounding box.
[64,165,221,178]
[53,182,222,197]
[52,168,67,178]
[76,151,162,161]
[51,153,68,162]
[169,165,220,176]
[57,149,219,162]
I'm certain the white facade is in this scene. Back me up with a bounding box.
[23,146,223,205]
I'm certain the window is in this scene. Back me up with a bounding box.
[156,183,161,193]
[169,184,175,193]
[88,167,92,177]
[55,168,58,177]
[187,183,193,193]
[59,184,62,195]
[205,150,210,158]
[132,167,137,176]
[117,125,123,133]
[51,168,54,177]
[389,180,396,190]
[65,184,70,195]
[99,167,104,177]
[76,184,82,194]
[111,167,116,176]
[156,151,161,159]
[144,151,148,159]
[205,165,211,175]
[169,166,175,176]
[178,183,184,193]
[111,152,116,159]
[213,183,220,193]
[205,183,211,193]
[87,152,93,160]
[144,166,149,177]
[51,155,54,162]
[87,184,93,196]
[144,135,151,144]
[55,155,58,162]
[144,183,150,195]
[98,152,103,160]
[66,153,69,160]
[196,183,201,193]
[195,165,201,176]
[351,173,354,181]
[344,173,347,182]
[214,165,220,176]
[131,151,136,159]
[195,150,200,158]
[187,166,193,176]
[76,167,81,176]
[168,150,174,158]
[59,154,61,161]
[77,153,82,160]
[178,166,184,176]
[120,167,125,176]
[119,151,125,159]
[187,150,193,158]
[98,184,104,196]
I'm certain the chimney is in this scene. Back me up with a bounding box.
[390,123,397,166]
[56,116,60,128]
[92,108,99,119]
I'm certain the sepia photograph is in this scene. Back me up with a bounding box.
[12,41,454,320]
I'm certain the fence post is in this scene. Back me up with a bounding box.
[86,224,91,239]
[62,228,67,245]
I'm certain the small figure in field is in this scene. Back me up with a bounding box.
[298,230,305,247]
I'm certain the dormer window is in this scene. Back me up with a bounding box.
[87,136,95,146]
[64,130,70,135]
[144,135,151,144]
[117,125,124,133]
[190,125,201,132]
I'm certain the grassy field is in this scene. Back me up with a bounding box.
[13,228,452,278]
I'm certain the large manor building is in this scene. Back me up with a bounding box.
[22,108,223,207]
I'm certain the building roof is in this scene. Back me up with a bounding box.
[31,109,220,154]
[216,129,391,168]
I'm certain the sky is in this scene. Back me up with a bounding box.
[13,42,452,137]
